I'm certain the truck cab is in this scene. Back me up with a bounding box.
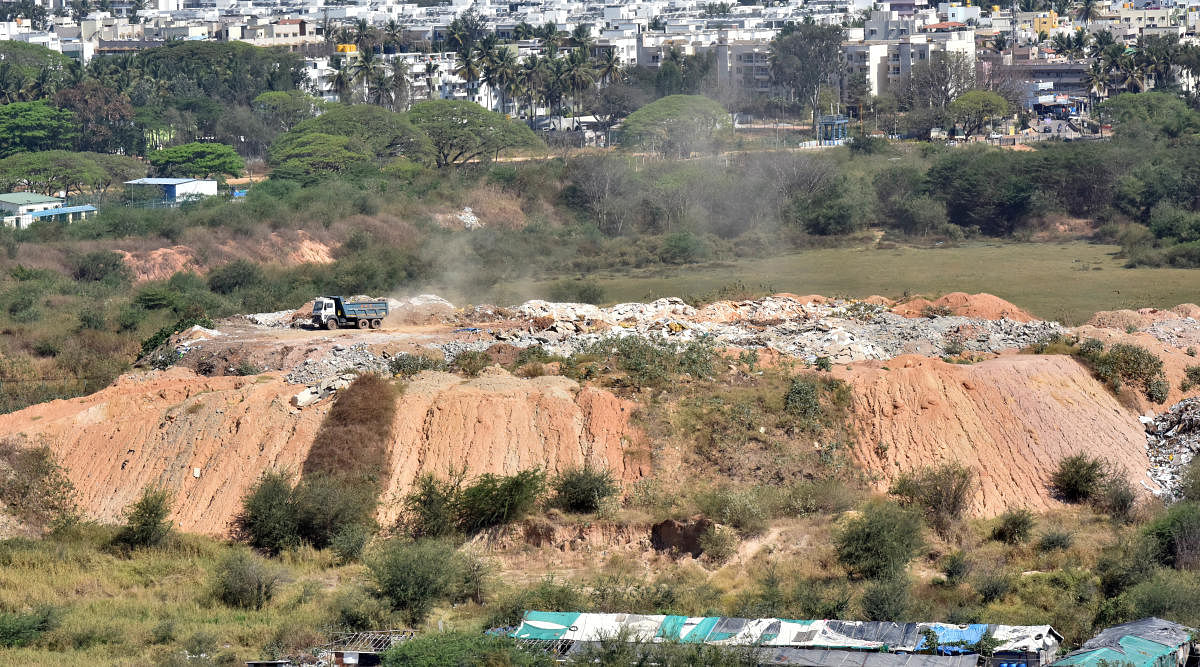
[311,297,336,326]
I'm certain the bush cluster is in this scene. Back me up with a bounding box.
[992,509,1034,545]
[388,353,447,378]
[835,501,924,579]
[109,487,173,552]
[368,538,488,625]
[1050,453,1137,519]
[211,549,280,610]
[234,470,379,555]
[551,465,619,514]
[399,469,547,538]
[573,335,716,388]
[889,463,974,535]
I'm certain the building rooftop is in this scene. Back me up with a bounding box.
[29,204,96,218]
[0,192,62,205]
[125,177,205,185]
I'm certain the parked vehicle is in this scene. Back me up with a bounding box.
[311,296,388,330]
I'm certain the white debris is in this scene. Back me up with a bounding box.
[245,309,297,328]
[291,373,356,407]
[1145,398,1200,498]
[458,206,482,230]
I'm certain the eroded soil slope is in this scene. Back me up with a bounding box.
[843,354,1152,515]
[0,367,641,534]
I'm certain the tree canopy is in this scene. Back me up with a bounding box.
[0,150,144,198]
[0,101,76,157]
[149,142,244,179]
[269,132,375,184]
[948,90,1009,137]
[769,22,844,128]
[407,99,542,168]
[277,104,432,165]
[618,94,731,158]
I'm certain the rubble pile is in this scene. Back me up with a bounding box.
[482,296,1062,364]
[285,343,390,385]
[244,309,296,328]
[1144,398,1200,498]
[1144,317,1200,350]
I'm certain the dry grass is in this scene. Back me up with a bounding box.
[302,374,398,481]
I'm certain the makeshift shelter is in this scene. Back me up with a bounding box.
[1053,618,1192,667]
[511,612,1063,662]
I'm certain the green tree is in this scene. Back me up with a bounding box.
[948,90,1009,137]
[110,487,173,550]
[408,99,542,167]
[618,94,731,158]
[0,101,76,157]
[148,141,243,179]
[835,501,924,579]
[54,81,135,154]
[252,90,326,133]
[769,22,844,133]
[268,132,374,183]
[277,103,432,164]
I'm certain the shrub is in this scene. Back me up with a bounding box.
[548,279,606,305]
[784,377,821,421]
[1097,536,1158,597]
[206,259,264,294]
[452,350,491,377]
[380,632,552,666]
[234,361,261,376]
[0,439,78,529]
[696,485,769,537]
[110,487,173,551]
[1088,342,1167,402]
[814,356,833,372]
[1037,530,1074,552]
[889,463,975,534]
[1144,501,1200,569]
[552,464,618,514]
[1183,365,1200,391]
[659,231,708,264]
[369,538,480,625]
[456,469,546,533]
[331,522,374,563]
[860,576,911,621]
[291,476,379,550]
[835,501,924,579]
[575,335,716,387]
[389,353,446,378]
[974,571,1014,603]
[485,578,586,628]
[1180,459,1200,502]
[992,509,1034,545]
[400,471,464,539]
[0,606,60,648]
[1125,568,1200,624]
[782,478,858,517]
[699,525,740,564]
[328,586,394,632]
[1050,453,1108,502]
[233,470,299,555]
[212,548,279,610]
[1095,474,1137,521]
[303,373,396,480]
[72,250,129,282]
[941,551,970,584]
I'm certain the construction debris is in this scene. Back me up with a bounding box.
[290,373,356,408]
[1145,398,1200,498]
[285,343,390,386]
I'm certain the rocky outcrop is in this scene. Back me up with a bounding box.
[650,517,715,557]
[0,367,644,534]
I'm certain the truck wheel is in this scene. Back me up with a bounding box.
[357,319,370,329]
[325,318,338,330]
[371,319,382,329]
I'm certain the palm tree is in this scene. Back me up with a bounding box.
[594,47,621,84]
[541,56,569,128]
[389,59,411,111]
[454,49,481,103]
[484,47,518,115]
[383,19,404,53]
[571,24,593,52]
[1078,0,1098,28]
[514,21,535,40]
[331,62,355,103]
[1083,59,1110,112]
[349,48,385,103]
[1090,29,1116,58]
[1116,53,1150,92]
[519,55,543,126]
[351,18,376,52]
[564,48,595,130]
[539,22,559,51]
[423,60,440,100]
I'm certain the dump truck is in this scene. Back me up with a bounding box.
[311,296,388,330]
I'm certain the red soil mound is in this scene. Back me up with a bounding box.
[892,292,1036,321]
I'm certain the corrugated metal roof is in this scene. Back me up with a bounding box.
[1057,636,1177,667]
[29,205,96,218]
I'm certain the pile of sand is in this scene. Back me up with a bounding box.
[892,292,1036,322]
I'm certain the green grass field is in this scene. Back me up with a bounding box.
[510,241,1199,325]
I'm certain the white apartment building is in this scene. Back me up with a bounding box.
[843,10,975,97]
